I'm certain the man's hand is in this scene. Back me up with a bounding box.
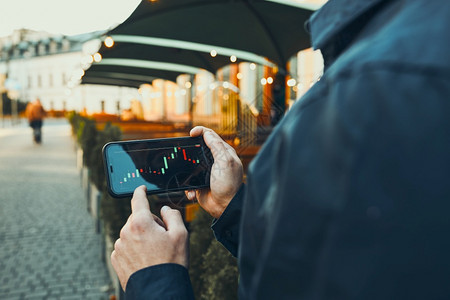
[111,185,188,291]
[186,126,244,219]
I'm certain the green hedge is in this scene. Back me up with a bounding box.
[189,208,239,299]
[68,112,131,238]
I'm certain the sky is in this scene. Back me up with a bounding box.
[0,0,141,38]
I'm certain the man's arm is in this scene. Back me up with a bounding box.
[125,264,194,300]
[211,184,245,257]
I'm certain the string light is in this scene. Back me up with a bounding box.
[93,53,102,63]
[210,50,217,57]
[104,36,114,48]
[287,78,296,87]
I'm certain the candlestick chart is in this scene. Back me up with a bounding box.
[119,144,203,181]
[113,143,211,192]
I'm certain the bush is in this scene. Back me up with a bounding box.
[90,122,122,191]
[77,118,98,170]
[200,241,239,300]
[189,208,239,299]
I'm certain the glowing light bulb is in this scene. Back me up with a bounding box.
[93,53,102,63]
[230,55,237,63]
[267,77,273,84]
[249,63,256,70]
[237,73,243,80]
[287,78,297,87]
[104,36,114,48]
[261,78,267,85]
[210,50,217,57]
[185,82,192,89]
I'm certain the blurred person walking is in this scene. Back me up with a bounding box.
[25,98,46,144]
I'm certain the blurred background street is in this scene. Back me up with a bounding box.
[0,119,111,299]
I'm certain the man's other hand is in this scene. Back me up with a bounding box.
[111,185,188,291]
[186,126,244,219]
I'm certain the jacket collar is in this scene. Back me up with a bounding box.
[309,0,386,51]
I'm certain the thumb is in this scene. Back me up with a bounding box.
[160,206,186,236]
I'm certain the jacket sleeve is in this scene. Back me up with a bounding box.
[211,184,245,257]
[125,263,194,300]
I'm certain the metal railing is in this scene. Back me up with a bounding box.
[191,85,264,148]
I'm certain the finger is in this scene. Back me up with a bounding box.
[192,127,233,152]
[152,213,166,229]
[190,126,210,137]
[160,206,187,235]
[185,189,196,201]
[131,185,149,214]
[119,214,132,239]
[203,131,232,161]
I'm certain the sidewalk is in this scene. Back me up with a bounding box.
[0,119,112,299]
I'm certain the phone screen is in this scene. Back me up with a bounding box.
[103,136,213,197]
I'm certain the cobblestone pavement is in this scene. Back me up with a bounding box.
[0,119,112,299]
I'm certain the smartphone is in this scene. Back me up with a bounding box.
[103,136,213,197]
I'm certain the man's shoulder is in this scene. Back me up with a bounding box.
[329,0,450,79]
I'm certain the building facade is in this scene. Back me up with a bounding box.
[0,29,139,115]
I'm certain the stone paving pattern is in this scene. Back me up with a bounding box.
[0,119,112,299]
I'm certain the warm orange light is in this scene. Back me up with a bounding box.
[104,36,114,48]
[185,82,192,89]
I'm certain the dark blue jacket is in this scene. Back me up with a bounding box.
[125,0,450,298]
